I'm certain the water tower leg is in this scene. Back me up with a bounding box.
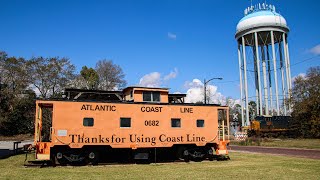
[266,45,273,115]
[279,40,287,115]
[283,33,292,113]
[282,33,290,108]
[261,46,269,115]
[271,31,280,115]
[241,37,250,126]
[253,46,260,116]
[237,45,245,127]
[254,32,263,116]
[286,43,292,94]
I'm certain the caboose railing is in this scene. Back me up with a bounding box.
[218,108,230,141]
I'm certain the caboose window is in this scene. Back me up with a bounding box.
[83,118,94,127]
[120,117,131,128]
[143,91,152,101]
[171,118,181,128]
[143,91,160,102]
[197,120,205,127]
[153,92,160,101]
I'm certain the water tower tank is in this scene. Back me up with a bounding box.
[235,3,292,126]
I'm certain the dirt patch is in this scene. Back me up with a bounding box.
[229,145,320,160]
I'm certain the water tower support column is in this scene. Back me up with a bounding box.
[267,45,273,115]
[242,36,250,126]
[270,31,280,115]
[286,42,293,112]
[252,46,260,115]
[237,45,245,127]
[286,42,292,92]
[261,46,269,115]
[283,33,292,113]
[254,32,263,115]
[279,42,287,115]
[282,33,290,100]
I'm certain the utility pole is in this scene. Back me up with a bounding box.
[204,77,223,104]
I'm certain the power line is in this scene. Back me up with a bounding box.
[214,55,320,85]
[290,54,320,67]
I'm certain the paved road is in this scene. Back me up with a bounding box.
[0,140,33,159]
[229,145,320,160]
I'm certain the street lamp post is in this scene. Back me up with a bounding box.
[204,77,223,104]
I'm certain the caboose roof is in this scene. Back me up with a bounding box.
[64,88,123,101]
[57,87,226,107]
[123,86,169,92]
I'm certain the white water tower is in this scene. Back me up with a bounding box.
[235,3,292,126]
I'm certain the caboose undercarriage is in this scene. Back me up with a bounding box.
[35,143,229,166]
[30,138,230,165]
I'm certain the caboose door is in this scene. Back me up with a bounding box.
[34,102,53,160]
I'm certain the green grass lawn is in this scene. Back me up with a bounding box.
[1,152,319,180]
[232,138,320,149]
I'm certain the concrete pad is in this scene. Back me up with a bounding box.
[0,140,34,158]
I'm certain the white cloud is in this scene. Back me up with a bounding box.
[185,87,203,103]
[164,68,178,81]
[226,98,241,108]
[139,68,178,87]
[168,32,177,40]
[139,72,161,87]
[309,44,320,55]
[184,79,203,89]
[184,78,225,104]
[183,78,241,106]
[184,79,205,103]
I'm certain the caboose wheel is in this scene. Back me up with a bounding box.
[55,152,68,165]
[87,151,99,165]
[176,146,189,161]
[183,150,190,162]
[208,149,214,161]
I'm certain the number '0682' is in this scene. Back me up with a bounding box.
[145,120,159,126]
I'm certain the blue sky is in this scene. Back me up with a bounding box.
[1,0,319,101]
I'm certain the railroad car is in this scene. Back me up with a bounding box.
[249,115,293,137]
[33,87,230,165]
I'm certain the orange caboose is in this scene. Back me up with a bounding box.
[34,87,230,164]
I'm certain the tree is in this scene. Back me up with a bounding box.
[291,66,320,138]
[27,57,76,98]
[23,56,75,138]
[0,91,36,135]
[95,60,126,90]
[0,55,29,95]
[0,54,31,132]
[248,101,257,119]
[0,51,36,135]
[80,66,99,90]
